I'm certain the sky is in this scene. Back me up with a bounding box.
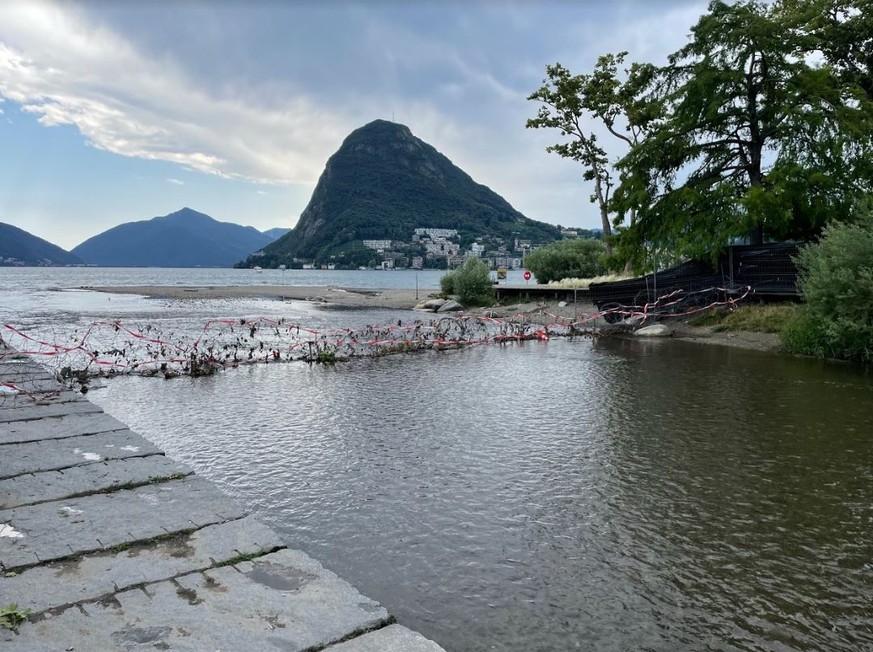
[0,0,709,251]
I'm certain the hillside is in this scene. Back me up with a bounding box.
[245,120,561,267]
[262,227,290,241]
[0,223,82,266]
[71,208,276,267]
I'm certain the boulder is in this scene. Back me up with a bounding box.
[413,302,436,312]
[436,300,464,313]
[634,324,672,337]
[424,298,446,309]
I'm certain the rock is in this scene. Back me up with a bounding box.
[436,300,464,313]
[558,301,568,308]
[635,324,672,337]
[412,302,435,312]
[424,299,446,309]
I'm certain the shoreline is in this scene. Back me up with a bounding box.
[89,284,781,354]
[88,284,432,310]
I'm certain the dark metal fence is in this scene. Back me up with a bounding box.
[589,243,801,322]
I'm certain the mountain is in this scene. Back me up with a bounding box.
[71,208,276,267]
[0,223,82,266]
[245,120,561,267]
[262,227,290,241]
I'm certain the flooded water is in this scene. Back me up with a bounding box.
[3,268,872,650]
[88,336,873,652]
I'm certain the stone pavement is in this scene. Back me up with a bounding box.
[0,343,446,651]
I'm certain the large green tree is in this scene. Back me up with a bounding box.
[613,0,871,260]
[526,54,659,255]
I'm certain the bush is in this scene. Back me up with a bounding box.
[525,238,607,284]
[780,209,873,362]
[440,258,493,306]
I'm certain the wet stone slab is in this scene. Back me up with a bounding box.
[0,411,128,445]
[0,515,284,615]
[0,390,82,408]
[0,455,190,509]
[0,476,245,571]
[0,376,69,393]
[1,550,391,651]
[0,429,162,479]
[325,624,447,652]
[0,399,103,424]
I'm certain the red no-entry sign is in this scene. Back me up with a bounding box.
[523,270,531,281]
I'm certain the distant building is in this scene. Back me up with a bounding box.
[414,227,458,239]
[411,256,423,269]
[363,239,393,251]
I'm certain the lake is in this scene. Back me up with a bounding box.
[3,267,873,651]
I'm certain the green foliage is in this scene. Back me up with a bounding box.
[440,258,493,306]
[609,0,873,262]
[781,208,873,361]
[526,54,659,248]
[690,303,799,333]
[1,603,29,631]
[525,238,607,284]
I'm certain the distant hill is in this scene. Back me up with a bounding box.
[0,223,82,266]
[71,208,276,267]
[243,120,561,267]
[262,227,290,241]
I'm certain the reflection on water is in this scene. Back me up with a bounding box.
[90,337,873,651]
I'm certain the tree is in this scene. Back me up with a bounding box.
[526,54,659,255]
[440,258,493,306]
[781,0,873,100]
[614,0,869,261]
[524,238,607,284]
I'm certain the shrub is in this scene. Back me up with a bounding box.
[780,209,873,362]
[440,258,493,306]
[525,238,607,284]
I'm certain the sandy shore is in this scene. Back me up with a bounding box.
[90,284,780,353]
[89,284,430,310]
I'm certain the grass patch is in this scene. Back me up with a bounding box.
[689,303,799,333]
[1,603,29,631]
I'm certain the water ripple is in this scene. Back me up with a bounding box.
[91,337,873,651]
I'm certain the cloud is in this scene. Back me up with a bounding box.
[0,1,357,185]
[167,178,184,185]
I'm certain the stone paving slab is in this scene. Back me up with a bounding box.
[0,399,102,424]
[325,624,447,651]
[0,455,189,509]
[0,390,85,409]
[1,549,392,651]
[0,476,245,571]
[0,411,128,444]
[0,376,67,393]
[0,515,284,615]
[0,360,54,375]
[0,429,162,479]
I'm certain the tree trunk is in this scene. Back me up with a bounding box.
[591,167,613,256]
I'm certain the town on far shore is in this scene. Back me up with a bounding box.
[248,226,595,271]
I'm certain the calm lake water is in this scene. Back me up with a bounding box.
[4,268,873,651]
